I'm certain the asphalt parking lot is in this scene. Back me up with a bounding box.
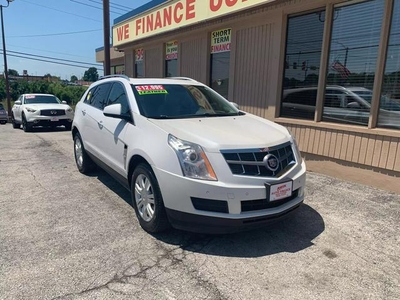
[0,123,399,300]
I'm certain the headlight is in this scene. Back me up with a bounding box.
[288,129,302,162]
[168,135,217,181]
[25,107,36,113]
[66,107,73,112]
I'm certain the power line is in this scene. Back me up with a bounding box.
[7,29,102,39]
[3,50,103,67]
[8,44,95,60]
[69,0,126,15]
[1,51,103,70]
[86,0,131,12]
[20,0,102,23]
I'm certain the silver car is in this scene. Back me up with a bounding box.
[0,103,8,124]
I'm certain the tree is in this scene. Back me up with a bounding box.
[83,67,99,82]
[8,69,19,76]
[70,75,78,83]
[43,73,52,78]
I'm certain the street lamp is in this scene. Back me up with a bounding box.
[1,0,13,120]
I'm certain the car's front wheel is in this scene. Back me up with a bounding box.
[131,163,170,233]
[22,115,32,132]
[11,114,19,128]
[73,133,96,174]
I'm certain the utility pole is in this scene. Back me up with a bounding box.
[103,0,110,76]
[0,1,12,120]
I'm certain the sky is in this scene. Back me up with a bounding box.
[1,0,150,80]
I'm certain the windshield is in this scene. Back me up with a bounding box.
[352,91,400,111]
[24,95,60,104]
[131,84,242,119]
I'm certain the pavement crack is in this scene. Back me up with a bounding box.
[26,166,49,191]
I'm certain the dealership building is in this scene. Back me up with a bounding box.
[96,0,400,174]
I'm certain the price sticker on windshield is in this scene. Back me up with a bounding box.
[135,85,168,95]
[25,95,36,99]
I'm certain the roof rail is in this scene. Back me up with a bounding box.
[98,74,130,81]
[168,77,198,82]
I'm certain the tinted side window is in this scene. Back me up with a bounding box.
[84,87,97,105]
[107,83,130,115]
[89,83,112,110]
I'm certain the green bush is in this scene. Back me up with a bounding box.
[0,78,88,106]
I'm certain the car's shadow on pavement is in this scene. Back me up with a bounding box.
[94,168,325,258]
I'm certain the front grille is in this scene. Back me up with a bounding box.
[40,109,65,116]
[221,142,296,177]
[241,189,299,212]
[191,197,229,213]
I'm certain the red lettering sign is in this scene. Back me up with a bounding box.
[135,19,142,36]
[174,2,184,23]
[116,24,129,41]
[210,0,248,12]
[186,0,196,19]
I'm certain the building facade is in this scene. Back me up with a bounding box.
[97,0,400,173]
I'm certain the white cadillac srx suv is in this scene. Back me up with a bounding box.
[72,75,306,234]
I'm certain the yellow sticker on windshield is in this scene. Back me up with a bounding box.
[135,85,168,95]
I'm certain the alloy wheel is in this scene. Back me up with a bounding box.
[134,174,155,222]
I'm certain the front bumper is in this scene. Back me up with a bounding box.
[166,202,302,234]
[154,160,306,233]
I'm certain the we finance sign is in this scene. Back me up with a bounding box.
[113,0,276,47]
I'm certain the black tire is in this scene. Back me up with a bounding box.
[65,123,72,131]
[12,114,20,129]
[73,132,96,174]
[22,115,32,132]
[0,121,6,125]
[131,163,170,233]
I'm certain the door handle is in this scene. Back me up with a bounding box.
[82,110,86,116]
[98,120,103,129]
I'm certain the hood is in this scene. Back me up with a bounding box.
[25,104,71,110]
[148,114,290,152]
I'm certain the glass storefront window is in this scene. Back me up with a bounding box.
[378,0,400,130]
[112,65,125,75]
[135,61,144,78]
[210,28,231,99]
[281,11,325,120]
[165,41,178,77]
[323,0,384,126]
[165,59,177,77]
[135,49,144,78]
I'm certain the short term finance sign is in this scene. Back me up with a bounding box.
[211,28,231,54]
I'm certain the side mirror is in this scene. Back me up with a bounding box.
[347,102,361,109]
[230,102,240,109]
[14,100,21,105]
[61,100,67,104]
[103,103,131,121]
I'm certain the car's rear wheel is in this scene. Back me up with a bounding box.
[73,133,96,174]
[22,115,31,132]
[131,163,170,233]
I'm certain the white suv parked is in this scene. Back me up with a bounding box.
[72,75,306,234]
[12,93,74,131]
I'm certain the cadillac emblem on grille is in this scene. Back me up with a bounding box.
[51,111,57,115]
[263,154,279,172]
